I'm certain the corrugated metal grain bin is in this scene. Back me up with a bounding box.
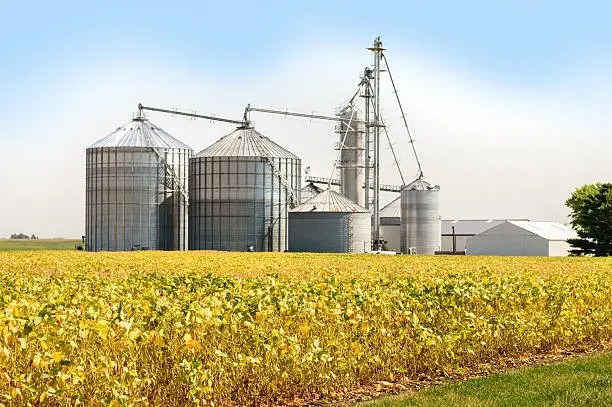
[86,116,192,251]
[289,189,371,253]
[189,125,300,252]
[400,177,441,254]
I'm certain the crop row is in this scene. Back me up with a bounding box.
[0,252,610,405]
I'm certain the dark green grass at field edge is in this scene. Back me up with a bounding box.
[0,239,81,251]
[361,352,612,407]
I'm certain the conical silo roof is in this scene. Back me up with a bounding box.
[196,126,298,159]
[402,177,440,191]
[89,117,191,149]
[291,189,369,213]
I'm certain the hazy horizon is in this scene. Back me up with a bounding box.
[1,1,611,238]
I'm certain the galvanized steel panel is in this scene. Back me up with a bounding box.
[195,127,299,159]
[189,130,301,252]
[85,145,191,252]
[89,117,191,149]
[291,189,368,213]
[400,179,441,255]
[289,211,371,253]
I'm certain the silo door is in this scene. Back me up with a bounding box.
[267,226,273,252]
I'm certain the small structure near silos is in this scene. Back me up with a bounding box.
[189,125,301,252]
[400,178,441,254]
[300,182,324,203]
[289,189,371,253]
[86,116,192,251]
[380,210,532,254]
[466,221,577,256]
[380,196,401,251]
[441,219,529,254]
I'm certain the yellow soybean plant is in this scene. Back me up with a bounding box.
[0,251,610,406]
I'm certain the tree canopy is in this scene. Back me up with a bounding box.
[566,183,612,256]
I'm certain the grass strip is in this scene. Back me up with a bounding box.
[0,239,81,251]
[363,352,612,407]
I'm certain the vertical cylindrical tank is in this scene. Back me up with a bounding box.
[400,178,441,254]
[337,106,365,206]
[85,117,192,251]
[289,189,371,253]
[189,126,300,252]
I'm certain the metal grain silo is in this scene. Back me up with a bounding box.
[400,178,441,255]
[189,125,300,252]
[86,116,192,251]
[289,189,371,253]
[336,106,365,206]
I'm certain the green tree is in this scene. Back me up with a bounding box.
[566,183,612,256]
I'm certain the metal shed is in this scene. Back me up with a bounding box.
[441,219,529,253]
[466,221,577,256]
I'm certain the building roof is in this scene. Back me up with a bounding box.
[196,126,298,159]
[504,221,577,241]
[89,117,192,150]
[300,182,324,202]
[380,211,533,232]
[402,177,440,191]
[379,202,528,236]
[291,189,369,213]
[474,220,577,241]
[380,196,401,218]
[441,219,530,235]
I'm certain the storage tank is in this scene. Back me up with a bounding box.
[300,182,323,203]
[289,189,371,253]
[189,125,300,252]
[86,116,192,251]
[336,106,365,206]
[400,178,441,254]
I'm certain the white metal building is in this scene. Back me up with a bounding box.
[441,219,529,253]
[379,200,529,253]
[466,221,577,257]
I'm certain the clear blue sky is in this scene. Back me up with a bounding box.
[2,1,610,93]
[1,1,611,237]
